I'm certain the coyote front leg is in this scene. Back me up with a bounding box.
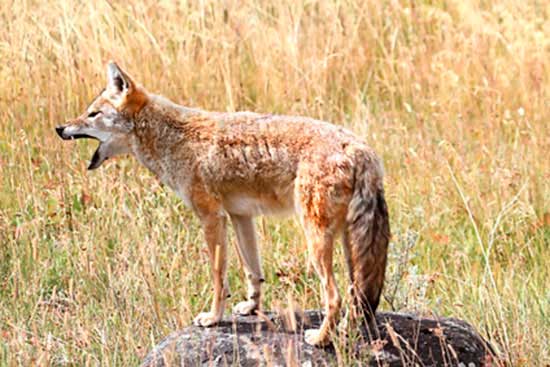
[193,210,229,327]
[230,214,264,315]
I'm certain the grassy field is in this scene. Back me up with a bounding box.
[0,0,548,365]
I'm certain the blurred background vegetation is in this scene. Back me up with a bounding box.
[0,0,548,365]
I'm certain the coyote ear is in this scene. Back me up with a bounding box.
[106,62,134,94]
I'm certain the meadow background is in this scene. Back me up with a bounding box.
[0,0,548,365]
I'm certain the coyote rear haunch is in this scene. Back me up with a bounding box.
[56,62,390,346]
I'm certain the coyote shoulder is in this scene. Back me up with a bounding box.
[56,62,390,346]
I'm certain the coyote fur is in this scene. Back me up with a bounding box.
[56,62,390,346]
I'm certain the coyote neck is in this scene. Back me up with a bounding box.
[129,100,209,187]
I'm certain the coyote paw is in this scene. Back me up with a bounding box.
[193,312,221,327]
[304,328,330,347]
[233,300,259,316]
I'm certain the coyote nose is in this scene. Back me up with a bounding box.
[55,126,65,139]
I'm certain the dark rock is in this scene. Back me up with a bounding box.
[141,310,497,366]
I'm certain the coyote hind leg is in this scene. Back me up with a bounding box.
[301,222,342,347]
[295,156,352,346]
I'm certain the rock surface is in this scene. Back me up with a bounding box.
[141,310,496,366]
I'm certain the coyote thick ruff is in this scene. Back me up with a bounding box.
[56,62,390,346]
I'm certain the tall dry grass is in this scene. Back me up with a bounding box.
[0,0,548,365]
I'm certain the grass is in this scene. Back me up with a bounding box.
[0,0,548,365]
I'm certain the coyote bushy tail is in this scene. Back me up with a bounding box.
[345,154,390,321]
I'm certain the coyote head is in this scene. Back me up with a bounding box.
[55,62,147,169]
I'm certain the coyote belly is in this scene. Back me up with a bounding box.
[55,62,390,347]
[222,191,294,216]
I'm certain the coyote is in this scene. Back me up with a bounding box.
[55,62,390,346]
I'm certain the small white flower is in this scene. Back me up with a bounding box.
[517,107,525,117]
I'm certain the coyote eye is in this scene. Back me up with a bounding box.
[88,111,101,118]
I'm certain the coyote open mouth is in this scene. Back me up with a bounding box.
[55,127,108,170]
